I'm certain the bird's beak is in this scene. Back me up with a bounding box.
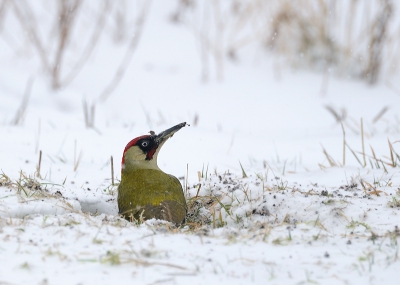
[154,122,187,146]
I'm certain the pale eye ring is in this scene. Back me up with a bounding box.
[141,141,149,147]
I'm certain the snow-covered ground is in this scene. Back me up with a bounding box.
[1,1,400,284]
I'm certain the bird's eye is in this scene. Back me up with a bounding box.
[141,141,149,147]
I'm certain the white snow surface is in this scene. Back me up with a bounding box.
[1,1,400,284]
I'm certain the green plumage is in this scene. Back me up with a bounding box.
[118,169,187,224]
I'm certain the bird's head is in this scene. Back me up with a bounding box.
[121,122,187,171]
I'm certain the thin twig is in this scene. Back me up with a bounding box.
[61,0,110,87]
[11,1,50,70]
[195,184,202,198]
[51,0,82,89]
[98,1,151,102]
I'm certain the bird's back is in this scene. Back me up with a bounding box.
[118,169,187,224]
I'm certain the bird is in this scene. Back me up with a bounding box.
[117,122,188,224]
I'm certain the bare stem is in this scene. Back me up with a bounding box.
[36,150,42,178]
[341,123,346,166]
[111,156,115,185]
[98,1,151,102]
[185,163,189,198]
[361,118,366,167]
[11,77,33,125]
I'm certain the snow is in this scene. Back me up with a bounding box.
[1,1,400,284]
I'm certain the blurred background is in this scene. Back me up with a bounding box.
[1,0,400,181]
[1,0,399,88]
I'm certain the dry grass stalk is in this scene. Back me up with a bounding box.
[35,119,41,154]
[195,184,202,198]
[364,0,393,84]
[185,164,189,198]
[324,105,346,123]
[370,145,378,163]
[388,138,395,167]
[345,142,363,167]
[390,141,400,162]
[74,140,83,172]
[83,99,96,129]
[239,161,248,178]
[361,180,386,196]
[11,78,33,125]
[372,106,389,124]
[320,144,337,167]
[341,123,346,166]
[193,113,199,126]
[111,156,114,185]
[36,150,42,178]
[361,118,366,167]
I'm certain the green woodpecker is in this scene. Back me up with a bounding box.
[117,122,187,224]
